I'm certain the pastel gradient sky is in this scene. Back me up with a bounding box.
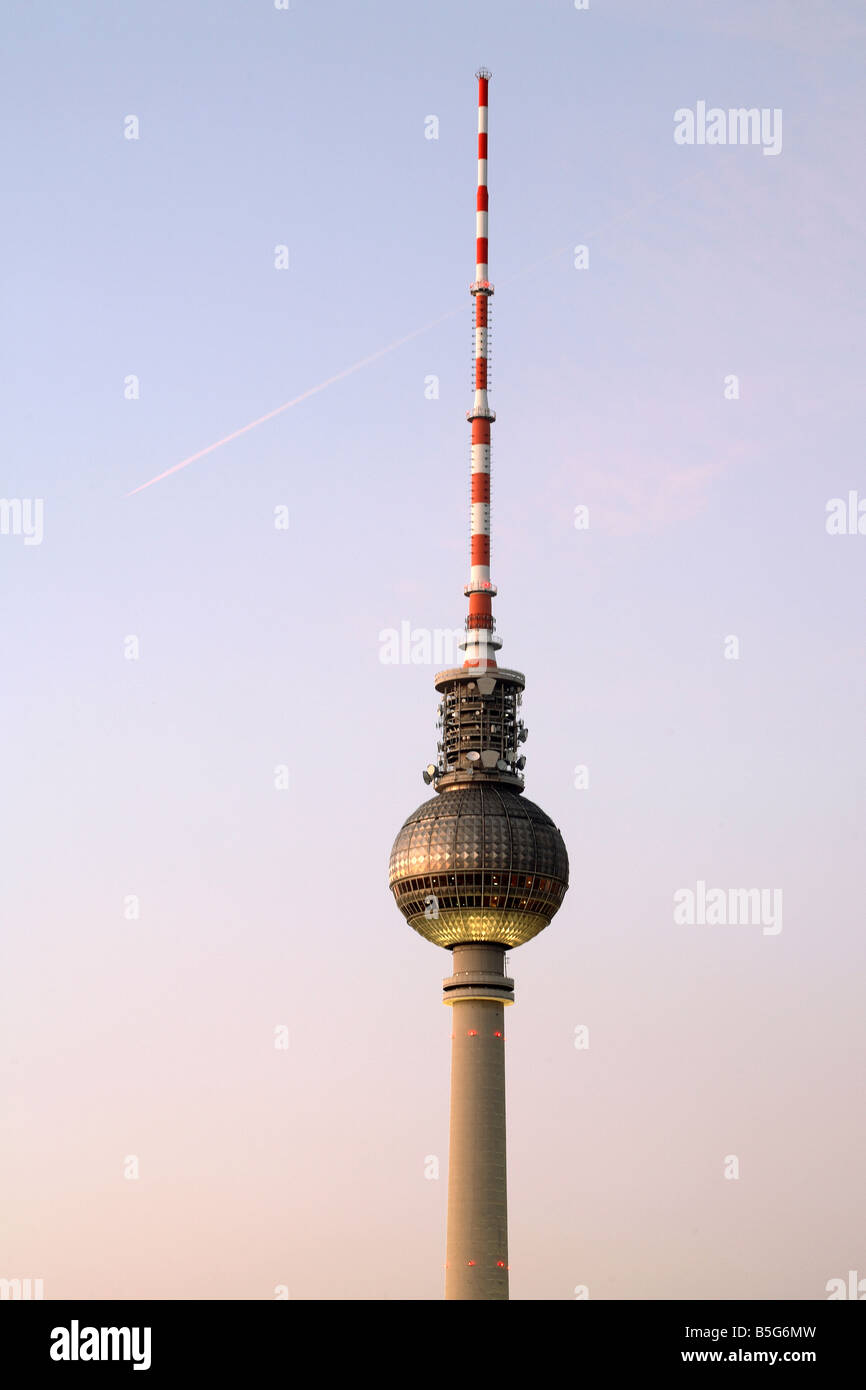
[1,0,864,1300]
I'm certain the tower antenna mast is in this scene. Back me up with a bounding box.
[464,67,499,673]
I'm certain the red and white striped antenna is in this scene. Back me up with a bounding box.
[462,67,501,671]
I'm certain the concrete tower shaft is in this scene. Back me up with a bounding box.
[443,944,512,1300]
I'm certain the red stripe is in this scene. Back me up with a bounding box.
[471,474,490,503]
[468,592,492,618]
[476,237,488,265]
[475,295,487,326]
[475,358,488,389]
[471,419,490,444]
[478,133,488,160]
[478,78,488,104]
[471,535,490,565]
[477,186,488,211]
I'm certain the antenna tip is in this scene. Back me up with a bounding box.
[475,67,492,81]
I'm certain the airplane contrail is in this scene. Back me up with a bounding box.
[126,307,462,496]
[127,171,707,497]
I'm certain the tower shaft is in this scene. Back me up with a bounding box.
[443,944,513,1300]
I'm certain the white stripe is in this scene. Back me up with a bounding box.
[477,159,487,186]
[460,642,501,664]
[476,211,488,239]
[478,107,488,134]
[471,444,491,473]
[471,503,490,535]
[475,262,488,281]
[474,327,488,357]
[470,565,491,584]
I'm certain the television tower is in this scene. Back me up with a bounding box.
[389,70,569,1302]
